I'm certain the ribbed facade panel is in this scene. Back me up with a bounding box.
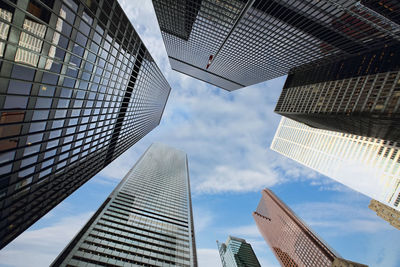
[271,117,400,211]
[0,0,170,248]
[52,143,198,267]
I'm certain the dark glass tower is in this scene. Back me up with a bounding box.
[52,143,198,267]
[275,43,400,143]
[152,0,397,91]
[0,0,170,248]
[253,189,368,267]
[217,236,261,267]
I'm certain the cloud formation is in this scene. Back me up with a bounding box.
[0,212,93,267]
[292,201,393,235]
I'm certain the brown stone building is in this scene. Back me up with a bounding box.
[253,189,368,267]
[369,199,400,230]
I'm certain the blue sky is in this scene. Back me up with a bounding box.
[1,1,400,266]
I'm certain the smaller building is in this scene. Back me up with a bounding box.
[369,199,400,230]
[217,236,261,267]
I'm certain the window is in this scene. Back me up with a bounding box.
[52,120,65,128]
[29,122,46,132]
[7,81,32,95]
[44,148,57,158]
[15,18,47,67]
[35,98,52,109]
[21,155,38,167]
[15,177,32,190]
[4,96,28,109]
[11,65,35,81]
[23,144,41,156]
[32,110,49,120]
[27,133,44,145]
[0,151,15,164]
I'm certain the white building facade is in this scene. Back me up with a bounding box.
[271,117,400,211]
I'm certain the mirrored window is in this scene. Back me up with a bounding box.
[27,133,44,145]
[29,122,46,133]
[23,144,41,156]
[0,151,15,164]
[21,155,38,167]
[4,96,28,109]
[32,110,49,120]
[35,98,52,109]
[7,81,32,95]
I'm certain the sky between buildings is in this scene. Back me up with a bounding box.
[1,1,400,266]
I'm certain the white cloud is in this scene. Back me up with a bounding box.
[292,201,393,235]
[193,206,215,233]
[0,212,93,267]
[226,224,260,238]
[197,248,221,267]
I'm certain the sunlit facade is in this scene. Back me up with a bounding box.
[217,236,261,267]
[0,0,170,249]
[52,143,198,267]
[271,117,400,211]
[152,0,398,91]
[253,189,367,267]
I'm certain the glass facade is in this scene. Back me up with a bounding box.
[253,189,367,267]
[152,0,398,91]
[271,117,400,211]
[275,43,400,143]
[217,236,261,267]
[52,143,198,267]
[0,0,171,249]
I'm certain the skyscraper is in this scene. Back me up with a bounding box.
[271,117,400,211]
[52,143,198,266]
[369,199,400,230]
[253,189,368,267]
[0,0,170,248]
[275,42,400,143]
[151,0,397,91]
[217,236,261,267]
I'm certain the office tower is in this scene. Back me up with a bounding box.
[253,189,368,267]
[151,0,397,91]
[217,236,261,267]
[369,199,400,230]
[271,117,400,211]
[275,42,400,143]
[52,143,198,266]
[0,0,170,249]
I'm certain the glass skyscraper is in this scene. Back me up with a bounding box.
[217,236,261,267]
[0,0,170,248]
[275,42,400,143]
[271,117,400,211]
[151,0,396,91]
[253,189,367,267]
[52,143,198,266]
